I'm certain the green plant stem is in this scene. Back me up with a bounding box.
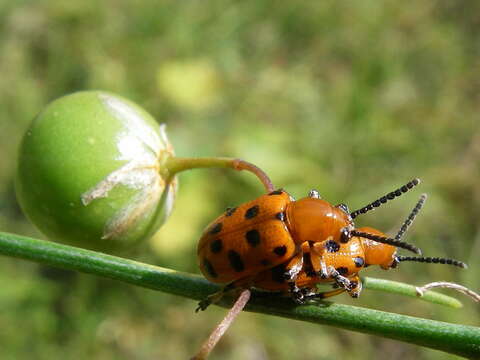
[165,156,239,173]
[163,156,275,192]
[0,231,478,358]
[362,277,463,308]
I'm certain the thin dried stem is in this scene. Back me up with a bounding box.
[191,289,251,360]
[165,157,275,193]
[416,282,480,303]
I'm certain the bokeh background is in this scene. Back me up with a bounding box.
[0,1,479,359]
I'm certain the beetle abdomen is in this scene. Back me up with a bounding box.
[197,190,295,283]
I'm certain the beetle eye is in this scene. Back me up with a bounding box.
[336,203,350,214]
[308,189,321,199]
[390,257,399,269]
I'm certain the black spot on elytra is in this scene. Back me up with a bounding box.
[273,245,287,257]
[203,258,217,278]
[275,212,285,221]
[353,257,365,267]
[271,263,287,283]
[336,267,348,275]
[260,259,270,266]
[245,229,261,247]
[268,189,284,196]
[225,207,237,217]
[325,240,340,253]
[209,222,222,235]
[210,239,223,253]
[228,250,244,272]
[245,205,259,219]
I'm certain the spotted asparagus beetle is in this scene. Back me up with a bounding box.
[196,179,465,308]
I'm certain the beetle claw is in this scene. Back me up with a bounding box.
[196,299,211,312]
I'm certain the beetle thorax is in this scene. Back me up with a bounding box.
[286,198,352,244]
[358,226,397,269]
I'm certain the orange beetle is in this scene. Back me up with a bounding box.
[197,179,425,308]
[229,194,467,302]
[245,227,392,299]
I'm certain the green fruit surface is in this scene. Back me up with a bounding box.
[16,91,176,251]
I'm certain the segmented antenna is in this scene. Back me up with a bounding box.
[396,256,468,269]
[351,230,421,255]
[395,194,427,241]
[350,178,420,219]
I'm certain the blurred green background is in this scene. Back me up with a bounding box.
[0,1,479,359]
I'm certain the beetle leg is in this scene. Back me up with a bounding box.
[328,266,352,290]
[284,242,314,303]
[310,242,329,278]
[288,282,306,304]
[301,273,361,302]
[195,277,255,312]
[284,253,304,281]
[196,282,237,312]
[303,288,347,301]
[346,275,363,298]
[196,290,225,312]
[284,242,308,281]
[319,259,329,279]
[309,243,320,272]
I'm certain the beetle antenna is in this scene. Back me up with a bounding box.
[395,256,467,269]
[350,178,420,219]
[351,230,422,255]
[395,194,427,241]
